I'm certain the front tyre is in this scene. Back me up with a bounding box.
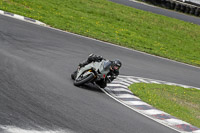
[74,73,95,86]
[71,70,78,80]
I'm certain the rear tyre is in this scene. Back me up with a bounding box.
[96,79,107,88]
[74,73,95,86]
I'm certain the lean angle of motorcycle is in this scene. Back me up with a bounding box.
[71,60,112,88]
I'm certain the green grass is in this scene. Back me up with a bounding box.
[129,83,200,128]
[0,0,200,66]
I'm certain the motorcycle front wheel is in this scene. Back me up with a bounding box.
[71,70,77,80]
[74,72,95,86]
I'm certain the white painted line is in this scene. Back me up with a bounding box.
[108,75,200,132]
[127,78,140,83]
[119,82,130,86]
[149,81,161,84]
[178,85,191,88]
[112,80,133,86]
[109,87,127,90]
[164,82,179,86]
[121,75,200,90]
[119,79,133,84]
[101,88,182,133]
[137,78,150,83]
[111,80,121,83]
[36,20,46,25]
[0,10,46,26]
[107,83,127,88]
[142,109,168,115]
[193,130,200,133]
[111,79,131,86]
[123,101,148,105]
[0,10,4,14]
[116,77,128,82]
[114,93,136,98]
[111,88,132,93]
[0,125,73,133]
[115,94,140,99]
[14,14,24,20]
[164,119,189,126]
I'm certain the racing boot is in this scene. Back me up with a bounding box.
[78,53,94,68]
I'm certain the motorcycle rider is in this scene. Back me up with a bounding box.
[72,54,122,88]
[78,54,104,68]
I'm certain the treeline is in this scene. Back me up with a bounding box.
[142,0,200,17]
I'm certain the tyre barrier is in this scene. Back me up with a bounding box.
[142,0,200,17]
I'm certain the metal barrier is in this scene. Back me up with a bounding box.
[142,0,200,17]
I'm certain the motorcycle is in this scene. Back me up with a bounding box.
[71,60,112,88]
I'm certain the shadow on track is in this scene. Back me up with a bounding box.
[78,83,103,93]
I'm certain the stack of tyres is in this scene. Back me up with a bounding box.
[141,0,200,17]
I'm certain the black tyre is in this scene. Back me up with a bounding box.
[71,70,77,80]
[96,79,107,88]
[74,73,95,86]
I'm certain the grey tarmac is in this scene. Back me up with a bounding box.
[0,7,200,133]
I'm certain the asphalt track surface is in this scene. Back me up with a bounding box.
[0,8,200,133]
[110,0,200,25]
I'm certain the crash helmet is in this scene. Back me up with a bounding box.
[111,59,122,70]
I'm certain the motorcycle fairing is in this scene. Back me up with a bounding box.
[75,60,110,80]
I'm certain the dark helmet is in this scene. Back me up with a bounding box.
[112,59,122,70]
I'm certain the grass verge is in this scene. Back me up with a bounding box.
[0,0,200,66]
[129,83,200,128]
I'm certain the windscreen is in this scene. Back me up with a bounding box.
[103,61,112,70]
